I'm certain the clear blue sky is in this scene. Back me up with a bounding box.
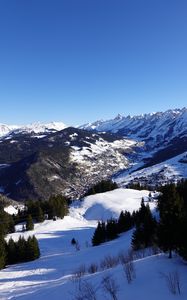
[0,0,186,125]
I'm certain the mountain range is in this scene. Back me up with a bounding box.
[0,108,186,201]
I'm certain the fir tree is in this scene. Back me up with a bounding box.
[117,210,132,233]
[26,214,34,231]
[106,219,118,241]
[92,221,106,246]
[0,235,6,269]
[6,237,16,264]
[26,236,40,261]
[36,206,44,223]
[157,184,183,258]
[132,201,157,250]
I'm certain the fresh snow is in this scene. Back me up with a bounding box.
[4,205,18,215]
[74,188,156,221]
[0,122,67,138]
[116,152,187,187]
[0,188,187,300]
[80,107,187,149]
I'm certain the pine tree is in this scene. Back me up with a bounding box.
[26,214,34,231]
[36,206,44,223]
[132,201,157,250]
[26,236,40,261]
[0,235,6,269]
[106,219,118,241]
[7,237,16,264]
[157,184,183,258]
[117,210,132,233]
[16,236,27,262]
[92,221,106,246]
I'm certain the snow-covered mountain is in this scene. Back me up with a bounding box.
[115,152,187,188]
[0,108,186,200]
[0,124,19,137]
[0,127,140,200]
[0,121,67,138]
[80,107,187,149]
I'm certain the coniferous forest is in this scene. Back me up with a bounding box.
[0,194,69,270]
[92,180,187,261]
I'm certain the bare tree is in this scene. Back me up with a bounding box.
[88,263,98,274]
[160,270,181,295]
[71,264,86,284]
[100,255,119,270]
[73,280,98,300]
[101,274,119,300]
[119,251,136,284]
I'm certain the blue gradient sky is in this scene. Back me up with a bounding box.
[0,0,186,125]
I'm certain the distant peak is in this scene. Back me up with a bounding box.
[114,114,124,120]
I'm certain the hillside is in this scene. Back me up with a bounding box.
[115,152,187,188]
[0,188,186,300]
[0,128,139,200]
[0,108,186,201]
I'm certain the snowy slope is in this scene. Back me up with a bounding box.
[80,108,187,148]
[0,188,186,299]
[72,188,156,221]
[115,152,187,187]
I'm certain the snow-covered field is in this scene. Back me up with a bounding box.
[0,188,187,300]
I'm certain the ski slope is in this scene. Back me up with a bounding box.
[0,188,187,300]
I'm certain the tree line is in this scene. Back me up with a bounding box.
[0,208,40,269]
[0,235,40,269]
[84,180,118,197]
[0,194,69,270]
[92,180,187,261]
[14,194,69,225]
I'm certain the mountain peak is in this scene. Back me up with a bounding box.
[0,121,67,138]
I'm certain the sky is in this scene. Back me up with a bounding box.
[0,0,187,126]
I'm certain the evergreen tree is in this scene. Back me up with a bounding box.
[106,219,118,241]
[26,236,40,261]
[132,201,157,250]
[16,236,27,262]
[6,237,16,264]
[117,210,132,233]
[85,180,118,196]
[157,184,183,258]
[36,206,44,223]
[26,214,34,231]
[92,221,106,246]
[0,235,6,269]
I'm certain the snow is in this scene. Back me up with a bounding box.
[4,205,18,215]
[0,124,19,137]
[0,122,67,139]
[75,188,156,221]
[70,138,137,166]
[0,188,186,300]
[116,152,187,186]
[80,108,187,150]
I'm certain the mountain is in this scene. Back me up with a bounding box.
[80,108,187,171]
[0,127,140,201]
[0,124,19,137]
[0,108,186,201]
[0,121,67,138]
[115,152,187,188]
[80,108,187,150]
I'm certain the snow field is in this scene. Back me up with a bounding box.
[0,188,187,300]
